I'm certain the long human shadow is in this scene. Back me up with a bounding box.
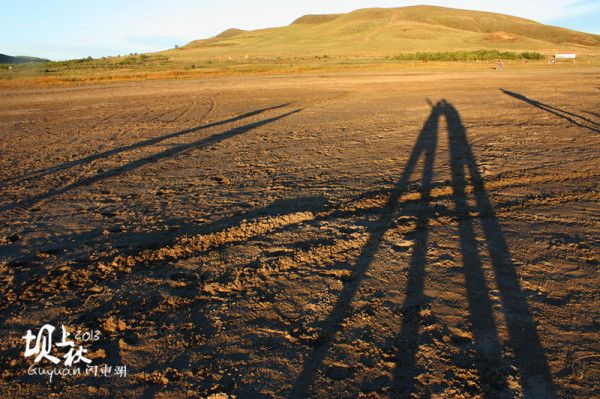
[289,101,444,398]
[0,103,291,187]
[290,100,555,398]
[442,101,555,397]
[393,100,555,397]
[1,108,300,212]
[500,89,599,133]
[392,99,510,397]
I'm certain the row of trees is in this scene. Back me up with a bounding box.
[394,50,545,61]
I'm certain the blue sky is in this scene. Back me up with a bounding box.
[1,0,599,60]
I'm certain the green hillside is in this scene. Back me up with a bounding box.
[3,5,599,86]
[174,5,599,60]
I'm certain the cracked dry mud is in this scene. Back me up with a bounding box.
[0,68,599,398]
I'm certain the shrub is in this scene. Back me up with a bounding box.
[393,50,545,62]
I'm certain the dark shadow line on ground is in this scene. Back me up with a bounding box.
[391,100,512,398]
[0,195,329,331]
[444,102,555,398]
[1,109,300,213]
[500,89,599,133]
[0,103,291,187]
[387,100,439,398]
[289,101,444,398]
[289,99,555,398]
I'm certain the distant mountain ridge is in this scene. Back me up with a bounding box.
[0,54,49,64]
[179,5,599,58]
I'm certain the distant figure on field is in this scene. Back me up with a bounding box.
[496,59,504,71]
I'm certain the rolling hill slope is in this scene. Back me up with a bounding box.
[176,5,599,60]
[0,54,49,64]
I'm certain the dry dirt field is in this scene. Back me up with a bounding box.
[0,68,599,398]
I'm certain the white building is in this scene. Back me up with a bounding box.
[554,54,576,59]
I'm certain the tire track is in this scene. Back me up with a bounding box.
[5,169,598,312]
[61,171,600,273]
[335,170,600,215]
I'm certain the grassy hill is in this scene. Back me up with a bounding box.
[175,5,599,61]
[0,54,49,64]
[3,5,599,87]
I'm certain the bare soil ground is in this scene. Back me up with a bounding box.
[0,68,598,398]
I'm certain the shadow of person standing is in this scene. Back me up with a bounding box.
[443,100,555,398]
[290,100,555,398]
[290,100,443,398]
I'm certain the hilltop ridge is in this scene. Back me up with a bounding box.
[178,5,599,59]
[0,54,49,64]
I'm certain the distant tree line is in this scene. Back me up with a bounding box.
[394,50,545,61]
